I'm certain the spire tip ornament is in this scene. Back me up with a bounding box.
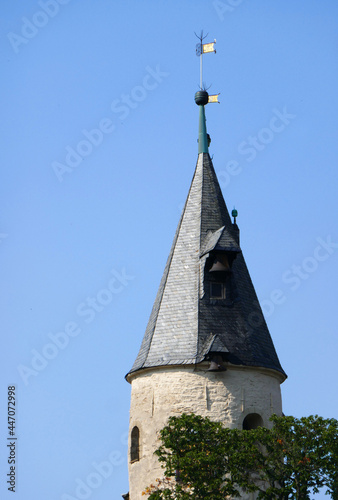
[195,30,216,89]
[194,31,218,154]
[195,90,209,106]
[232,208,238,224]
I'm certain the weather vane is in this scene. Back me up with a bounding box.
[195,30,220,103]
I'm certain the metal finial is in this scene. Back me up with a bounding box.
[195,30,215,90]
[232,208,238,224]
[194,32,218,155]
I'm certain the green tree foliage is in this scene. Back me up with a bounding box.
[144,413,338,499]
[143,413,254,499]
[251,415,338,499]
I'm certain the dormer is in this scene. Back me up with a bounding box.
[200,226,241,305]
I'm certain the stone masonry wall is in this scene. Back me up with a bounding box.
[128,365,283,500]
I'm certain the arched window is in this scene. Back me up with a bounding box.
[130,426,140,462]
[242,413,263,430]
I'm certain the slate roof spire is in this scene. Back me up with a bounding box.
[126,40,286,382]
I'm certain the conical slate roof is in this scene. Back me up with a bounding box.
[127,152,286,379]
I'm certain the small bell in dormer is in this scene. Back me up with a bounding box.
[209,252,230,272]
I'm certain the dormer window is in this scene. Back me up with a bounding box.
[210,282,225,299]
[204,251,237,304]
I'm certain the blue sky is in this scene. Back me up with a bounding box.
[1,1,338,499]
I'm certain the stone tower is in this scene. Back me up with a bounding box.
[124,57,286,500]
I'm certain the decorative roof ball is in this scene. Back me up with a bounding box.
[194,90,209,106]
[232,208,238,218]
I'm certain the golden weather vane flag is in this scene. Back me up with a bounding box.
[195,39,216,56]
[202,42,216,54]
[208,93,220,103]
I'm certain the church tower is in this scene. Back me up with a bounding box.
[125,38,286,500]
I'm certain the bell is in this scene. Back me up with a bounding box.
[207,356,227,372]
[209,253,229,272]
[209,259,228,272]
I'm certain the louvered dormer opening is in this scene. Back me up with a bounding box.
[205,251,236,305]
